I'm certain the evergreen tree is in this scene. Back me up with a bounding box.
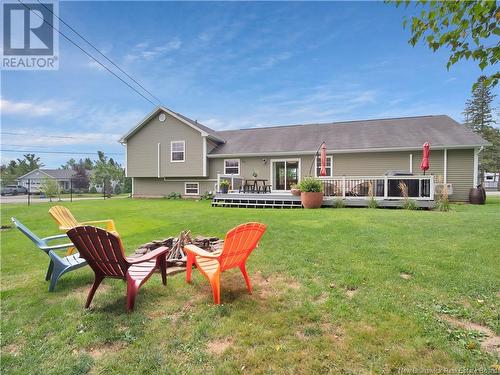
[463,76,497,133]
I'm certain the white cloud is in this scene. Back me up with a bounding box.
[0,97,71,117]
[250,52,292,71]
[125,37,182,62]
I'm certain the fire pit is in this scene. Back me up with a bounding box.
[133,231,223,273]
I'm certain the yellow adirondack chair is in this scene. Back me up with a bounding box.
[49,206,119,254]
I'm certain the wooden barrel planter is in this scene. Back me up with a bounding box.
[469,186,486,205]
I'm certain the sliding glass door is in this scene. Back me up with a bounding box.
[272,160,299,191]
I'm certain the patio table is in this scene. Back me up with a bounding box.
[243,179,270,193]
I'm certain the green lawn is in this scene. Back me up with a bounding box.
[1,198,499,374]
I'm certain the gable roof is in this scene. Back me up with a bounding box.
[208,115,489,156]
[119,106,225,143]
[17,169,76,180]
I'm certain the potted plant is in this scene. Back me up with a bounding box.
[219,180,230,194]
[299,177,323,209]
[290,183,301,196]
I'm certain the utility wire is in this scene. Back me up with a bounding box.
[1,149,122,156]
[35,0,163,106]
[17,0,159,107]
[1,131,79,139]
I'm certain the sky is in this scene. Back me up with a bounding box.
[1,1,498,168]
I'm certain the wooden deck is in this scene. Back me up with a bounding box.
[212,193,436,209]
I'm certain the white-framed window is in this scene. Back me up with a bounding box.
[184,182,199,195]
[224,159,240,175]
[315,156,333,177]
[171,141,185,162]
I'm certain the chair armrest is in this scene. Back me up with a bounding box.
[184,244,219,259]
[79,219,116,232]
[41,234,69,242]
[127,246,169,264]
[40,242,74,251]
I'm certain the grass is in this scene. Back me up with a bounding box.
[1,198,499,373]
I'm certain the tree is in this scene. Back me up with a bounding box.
[61,158,77,170]
[463,76,499,188]
[72,161,90,192]
[92,151,125,196]
[40,178,60,202]
[392,1,499,90]
[0,154,44,186]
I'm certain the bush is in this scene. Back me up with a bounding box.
[368,197,378,209]
[114,184,122,195]
[219,180,230,188]
[298,177,323,193]
[403,199,418,210]
[89,186,97,194]
[165,192,181,200]
[333,198,345,208]
[436,198,450,212]
[200,191,214,200]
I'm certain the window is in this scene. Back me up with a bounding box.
[184,182,199,195]
[315,156,333,177]
[224,159,240,175]
[171,141,185,162]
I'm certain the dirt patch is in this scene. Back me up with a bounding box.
[345,287,358,299]
[207,337,232,356]
[313,292,329,304]
[251,272,302,300]
[72,342,125,360]
[71,283,112,300]
[400,272,412,280]
[440,314,500,355]
[3,343,20,356]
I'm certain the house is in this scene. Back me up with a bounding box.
[120,107,489,202]
[17,169,76,193]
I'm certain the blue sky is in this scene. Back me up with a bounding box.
[1,1,498,168]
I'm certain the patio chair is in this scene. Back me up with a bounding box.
[66,226,168,311]
[49,205,118,234]
[184,222,267,304]
[11,217,87,292]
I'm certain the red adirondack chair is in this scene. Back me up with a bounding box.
[67,226,168,311]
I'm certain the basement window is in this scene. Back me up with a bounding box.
[185,182,199,195]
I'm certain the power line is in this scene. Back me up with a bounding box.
[35,0,163,106]
[1,149,122,156]
[17,0,159,107]
[1,131,79,139]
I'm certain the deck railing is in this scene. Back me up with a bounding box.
[320,175,434,200]
[216,174,244,193]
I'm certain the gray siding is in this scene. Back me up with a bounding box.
[133,178,216,198]
[447,149,474,201]
[127,112,205,178]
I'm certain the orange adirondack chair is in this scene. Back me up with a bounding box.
[66,226,168,312]
[184,222,266,304]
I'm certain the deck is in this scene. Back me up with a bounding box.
[212,193,436,209]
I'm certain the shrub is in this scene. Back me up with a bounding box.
[368,197,378,209]
[333,198,345,208]
[89,186,97,194]
[114,184,122,195]
[436,199,450,212]
[403,199,418,210]
[165,192,181,200]
[200,191,214,200]
[219,180,230,188]
[299,177,323,193]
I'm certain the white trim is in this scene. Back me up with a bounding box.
[157,143,161,178]
[409,153,413,174]
[269,158,301,192]
[443,148,448,184]
[16,169,54,180]
[473,148,479,187]
[224,158,240,175]
[170,140,185,163]
[314,155,333,178]
[124,143,128,177]
[184,182,199,195]
[207,144,488,158]
[164,178,217,182]
[119,106,225,143]
[132,177,135,196]
[202,136,207,177]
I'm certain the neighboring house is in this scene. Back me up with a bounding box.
[17,169,76,192]
[120,107,489,201]
[483,172,499,190]
[88,170,120,193]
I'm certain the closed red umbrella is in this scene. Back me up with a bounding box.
[320,142,327,177]
[420,142,430,175]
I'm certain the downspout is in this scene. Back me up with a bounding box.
[475,146,484,187]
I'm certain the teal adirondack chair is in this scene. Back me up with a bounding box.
[11,217,88,292]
